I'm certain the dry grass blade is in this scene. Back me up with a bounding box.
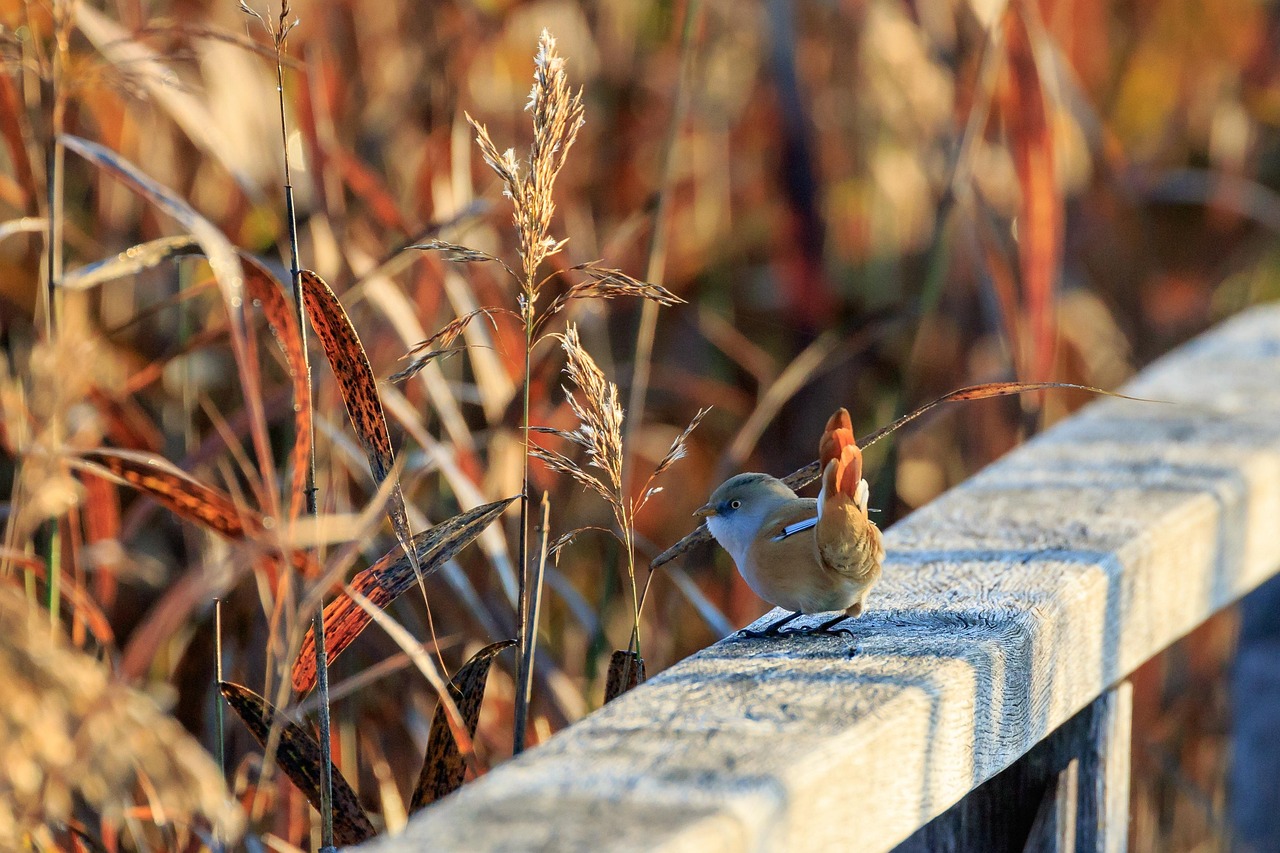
[405,308,501,356]
[652,407,710,479]
[81,450,264,541]
[650,381,1162,569]
[411,241,516,279]
[59,135,247,332]
[74,4,263,194]
[241,256,311,522]
[392,307,502,383]
[388,346,466,383]
[547,525,614,560]
[340,586,482,785]
[2,557,115,647]
[638,406,711,513]
[537,266,685,332]
[292,496,518,694]
[218,682,374,846]
[60,134,278,521]
[0,217,47,242]
[60,235,200,290]
[723,330,841,471]
[604,650,645,703]
[410,640,515,811]
[299,269,421,585]
[569,266,684,305]
[60,822,109,853]
[529,444,611,502]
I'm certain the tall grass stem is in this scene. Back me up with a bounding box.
[621,0,701,484]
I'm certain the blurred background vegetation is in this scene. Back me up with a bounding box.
[2,0,1277,848]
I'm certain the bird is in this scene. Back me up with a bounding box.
[694,408,885,637]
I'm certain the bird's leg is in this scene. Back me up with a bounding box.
[735,611,804,639]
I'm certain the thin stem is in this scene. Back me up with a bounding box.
[273,16,333,850]
[213,598,226,853]
[516,492,550,749]
[39,0,70,628]
[624,516,640,659]
[41,0,69,339]
[313,607,335,851]
[621,0,701,486]
[513,309,534,755]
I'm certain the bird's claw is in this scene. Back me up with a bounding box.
[733,615,857,641]
[777,624,857,640]
[733,627,781,640]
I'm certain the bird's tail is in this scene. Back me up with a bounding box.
[819,408,868,516]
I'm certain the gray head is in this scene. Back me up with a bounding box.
[693,473,797,562]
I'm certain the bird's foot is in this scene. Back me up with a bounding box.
[776,615,858,640]
[733,611,803,639]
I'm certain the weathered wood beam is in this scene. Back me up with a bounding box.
[359,306,1280,852]
[1230,572,1280,849]
[894,682,1131,853]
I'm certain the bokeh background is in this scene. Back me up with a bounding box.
[3,0,1278,848]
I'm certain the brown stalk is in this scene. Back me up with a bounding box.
[622,0,703,495]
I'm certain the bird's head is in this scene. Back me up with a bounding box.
[694,473,797,561]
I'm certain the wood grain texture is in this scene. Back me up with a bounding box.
[895,683,1131,853]
[358,305,1280,853]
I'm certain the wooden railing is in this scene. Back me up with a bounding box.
[360,305,1280,852]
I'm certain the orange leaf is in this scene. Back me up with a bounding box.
[292,497,516,694]
[299,270,419,584]
[83,450,263,540]
[242,256,312,523]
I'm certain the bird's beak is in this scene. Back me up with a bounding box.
[693,503,717,519]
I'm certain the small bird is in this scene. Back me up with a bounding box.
[694,408,885,637]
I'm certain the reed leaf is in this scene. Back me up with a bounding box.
[241,255,312,522]
[604,650,645,703]
[60,235,199,290]
[410,639,515,811]
[218,682,374,846]
[299,269,420,585]
[81,450,262,541]
[292,496,518,694]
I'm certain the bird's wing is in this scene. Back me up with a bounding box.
[744,498,849,614]
[758,497,820,542]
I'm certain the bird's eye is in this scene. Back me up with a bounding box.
[730,500,742,509]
